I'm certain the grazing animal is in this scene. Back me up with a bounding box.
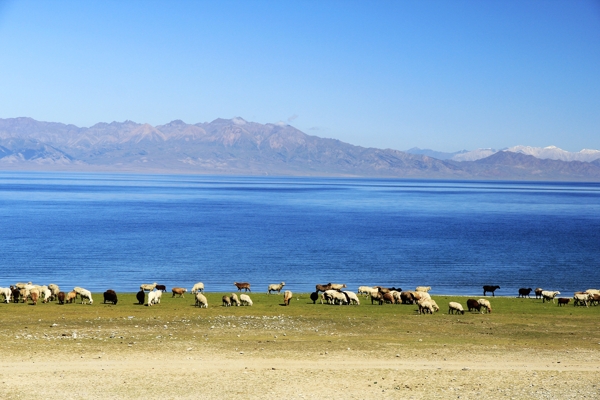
[400,291,415,304]
[557,297,571,306]
[415,286,431,293]
[590,293,600,306]
[136,290,145,305]
[195,293,208,308]
[29,289,39,305]
[483,285,500,296]
[103,289,118,305]
[231,293,240,306]
[191,282,205,294]
[448,301,465,314]
[310,292,319,304]
[283,290,293,306]
[534,288,544,299]
[268,282,286,294]
[370,291,384,305]
[240,294,253,306]
[467,299,481,312]
[518,288,533,298]
[155,285,167,292]
[140,282,158,292]
[57,291,66,305]
[171,287,187,297]
[234,282,251,292]
[147,290,162,306]
[66,291,77,304]
[330,283,347,290]
[0,287,11,303]
[48,284,60,301]
[417,298,439,314]
[541,290,560,303]
[222,295,231,307]
[11,288,21,303]
[382,292,395,304]
[573,293,591,307]
[78,289,93,305]
[343,291,360,305]
[478,299,492,313]
[358,286,375,296]
[315,283,332,293]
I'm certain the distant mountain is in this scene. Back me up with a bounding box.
[0,117,599,181]
[404,147,468,160]
[506,145,600,162]
[451,148,499,162]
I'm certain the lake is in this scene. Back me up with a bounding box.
[0,172,598,296]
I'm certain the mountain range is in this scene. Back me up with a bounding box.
[1,117,599,181]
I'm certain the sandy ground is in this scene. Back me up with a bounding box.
[1,346,598,399]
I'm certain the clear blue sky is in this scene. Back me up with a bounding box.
[0,0,598,152]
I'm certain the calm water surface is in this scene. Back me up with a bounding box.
[0,172,598,295]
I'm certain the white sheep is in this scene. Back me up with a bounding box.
[48,283,60,300]
[448,301,464,314]
[231,293,240,306]
[357,286,375,297]
[267,282,286,294]
[283,290,293,306]
[584,289,600,295]
[0,287,11,303]
[41,287,52,303]
[417,298,436,314]
[477,299,492,313]
[191,282,205,294]
[240,294,253,306]
[573,293,591,307]
[343,291,360,305]
[78,289,93,305]
[195,292,208,308]
[415,286,431,292]
[140,282,158,292]
[330,283,347,290]
[541,290,560,303]
[147,290,162,306]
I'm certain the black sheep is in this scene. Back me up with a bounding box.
[103,289,118,305]
[136,289,145,305]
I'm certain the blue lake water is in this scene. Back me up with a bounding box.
[0,172,598,296]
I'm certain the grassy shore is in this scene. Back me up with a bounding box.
[1,293,599,399]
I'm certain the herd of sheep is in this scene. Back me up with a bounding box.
[1,281,599,314]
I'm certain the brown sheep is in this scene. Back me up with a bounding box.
[233,282,251,292]
[57,291,66,305]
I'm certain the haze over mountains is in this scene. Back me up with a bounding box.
[1,117,599,181]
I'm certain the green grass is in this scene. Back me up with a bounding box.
[1,292,598,358]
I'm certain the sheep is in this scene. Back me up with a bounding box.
[41,287,52,303]
[375,286,391,294]
[19,288,30,303]
[171,287,187,297]
[103,289,118,305]
[541,290,560,303]
[310,291,319,304]
[585,289,600,295]
[73,286,86,299]
[467,299,481,312]
[155,285,167,292]
[195,293,208,308]
[11,288,21,303]
[330,283,347,290]
[417,298,438,314]
[191,282,205,294]
[518,288,533,298]
[534,288,544,299]
[590,294,600,306]
[234,282,251,292]
[136,290,145,305]
[343,291,360,305]
[0,287,11,303]
[48,284,60,301]
[358,286,375,296]
[268,282,286,294]
[573,293,591,307]
[78,289,93,305]
[557,298,571,306]
[283,290,293,306]
[315,283,332,293]
[66,291,77,304]
[415,286,431,292]
[29,289,39,305]
[327,290,348,305]
[382,292,395,304]
[57,291,66,305]
[231,293,240,306]
[483,285,500,296]
[400,291,415,304]
[240,294,253,306]
[370,291,384,305]
[140,282,158,292]
[147,290,162,306]
[477,299,492,313]
[448,301,465,314]
[222,295,231,307]
[14,282,32,290]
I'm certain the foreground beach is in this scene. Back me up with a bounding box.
[1,293,598,399]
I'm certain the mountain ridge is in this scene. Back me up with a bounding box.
[0,117,599,181]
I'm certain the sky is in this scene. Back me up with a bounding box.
[0,0,599,152]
